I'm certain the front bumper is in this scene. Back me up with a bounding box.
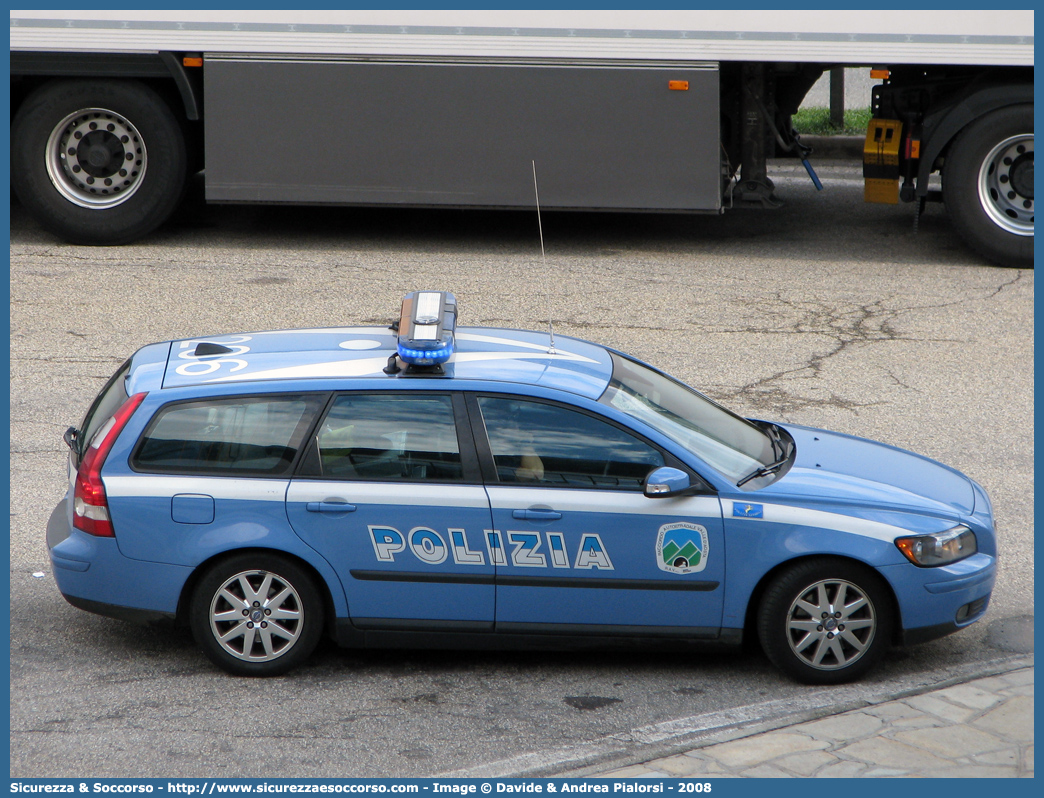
[880,552,996,646]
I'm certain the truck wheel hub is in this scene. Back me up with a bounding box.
[45,107,148,209]
[1009,153,1034,199]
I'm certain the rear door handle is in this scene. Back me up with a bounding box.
[306,501,357,514]
[512,509,562,521]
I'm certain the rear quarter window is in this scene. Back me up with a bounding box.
[77,359,131,465]
[132,395,325,476]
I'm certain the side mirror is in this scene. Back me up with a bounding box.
[644,466,691,498]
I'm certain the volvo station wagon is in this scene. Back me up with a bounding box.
[48,291,997,683]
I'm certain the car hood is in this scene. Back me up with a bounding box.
[761,424,975,517]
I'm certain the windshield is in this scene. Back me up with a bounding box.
[599,353,776,483]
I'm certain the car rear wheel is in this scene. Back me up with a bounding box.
[190,554,323,677]
[758,558,893,684]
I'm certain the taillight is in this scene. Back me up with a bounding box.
[73,392,147,537]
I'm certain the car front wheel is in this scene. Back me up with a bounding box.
[190,554,323,677]
[757,558,893,684]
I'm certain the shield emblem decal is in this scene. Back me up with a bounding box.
[655,522,709,574]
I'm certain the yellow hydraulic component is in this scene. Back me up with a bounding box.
[863,119,902,204]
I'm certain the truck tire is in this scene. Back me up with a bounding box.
[943,104,1033,268]
[11,79,187,245]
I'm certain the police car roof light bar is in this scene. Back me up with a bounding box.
[395,291,457,373]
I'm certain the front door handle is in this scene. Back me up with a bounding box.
[512,509,562,521]
[306,501,357,514]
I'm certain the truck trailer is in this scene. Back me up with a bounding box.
[9,10,1034,267]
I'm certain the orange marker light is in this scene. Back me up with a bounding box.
[895,538,920,564]
[870,69,890,80]
[668,80,689,91]
[183,56,203,68]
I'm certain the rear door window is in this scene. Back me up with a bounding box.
[310,393,464,481]
[132,395,325,476]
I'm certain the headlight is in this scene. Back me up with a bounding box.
[895,525,977,567]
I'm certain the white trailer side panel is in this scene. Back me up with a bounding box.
[10,10,1034,66]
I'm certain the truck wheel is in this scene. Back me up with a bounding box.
[11,79,187,245]
[943,104,1033,268]
[190,554,323,677]
[758,558,893,684]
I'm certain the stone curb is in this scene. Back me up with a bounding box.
[556,655,1034,779]
[593,664,1034,779]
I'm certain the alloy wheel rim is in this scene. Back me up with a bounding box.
[978,134,1034,236]
[44,107,148,209]
[786,578,876,670]
[209,570,304,662]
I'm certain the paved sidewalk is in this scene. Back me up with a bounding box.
[596,667,1033,778]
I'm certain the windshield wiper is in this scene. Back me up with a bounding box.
[764,422,785,460]
[737,453,790,488]
[738,425,791,488]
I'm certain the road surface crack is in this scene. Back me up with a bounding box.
[708,293,957,416]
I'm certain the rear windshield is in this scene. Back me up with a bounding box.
[77,360,131,463]
[132,395,325,476]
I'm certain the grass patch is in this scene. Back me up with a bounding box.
[792,107,873,136]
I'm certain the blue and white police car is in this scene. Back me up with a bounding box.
[48,291,996,683]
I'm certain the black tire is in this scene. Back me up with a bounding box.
[11,79,187,245]
[943,103,1033,268]
[190,553,324,677]
[757,558,893,685]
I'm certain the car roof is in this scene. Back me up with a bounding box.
[152,326,615,400]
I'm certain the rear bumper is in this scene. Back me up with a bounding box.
[62,594,177,627]
[46,497,71,549]
[48,499,193,619]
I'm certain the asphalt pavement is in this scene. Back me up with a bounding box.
[10,151,1033,778]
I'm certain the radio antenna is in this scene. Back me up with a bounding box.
[532,160,556,355]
